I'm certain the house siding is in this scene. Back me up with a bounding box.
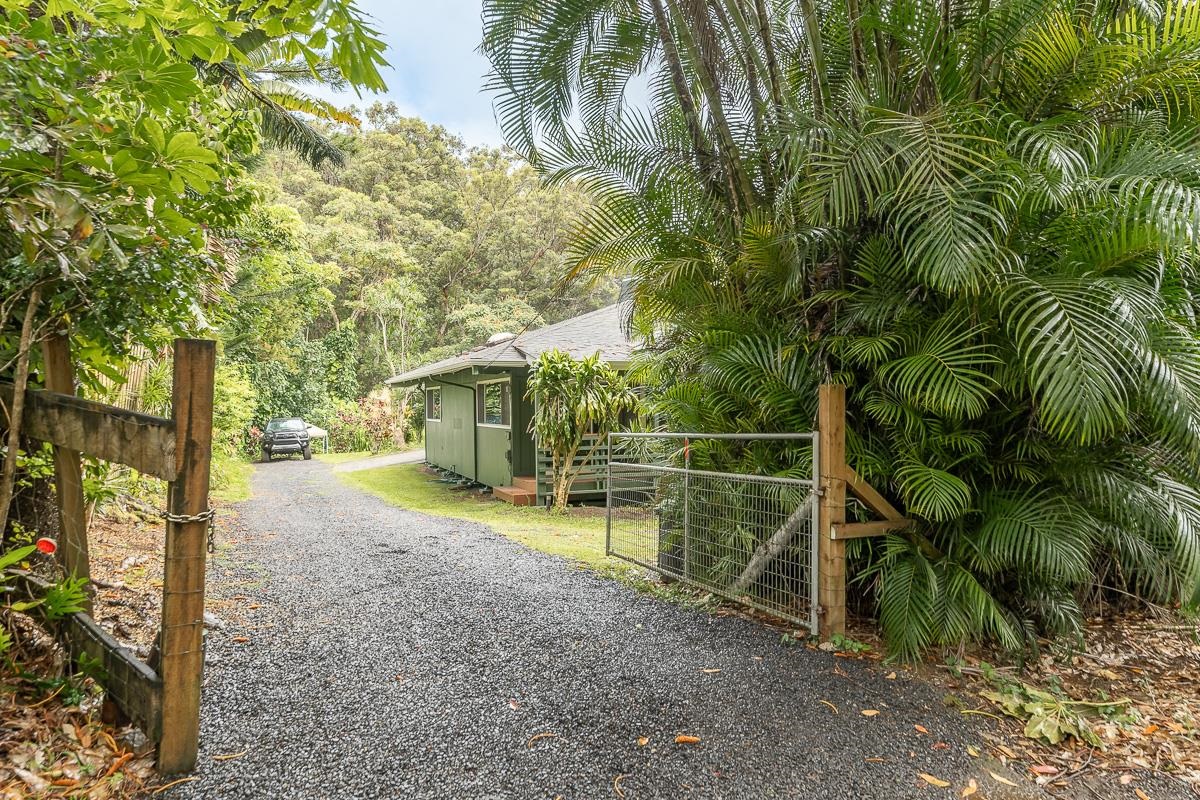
[424,371,477,480]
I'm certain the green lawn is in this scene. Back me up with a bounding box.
[210,455,254,504]
[338,463,613,567]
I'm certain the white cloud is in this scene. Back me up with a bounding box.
[311,0,503,147]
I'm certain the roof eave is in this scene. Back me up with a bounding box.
[385,358,529,386]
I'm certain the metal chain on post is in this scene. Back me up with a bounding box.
[161,508,217,554]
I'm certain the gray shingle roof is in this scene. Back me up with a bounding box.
[385,304,634,385]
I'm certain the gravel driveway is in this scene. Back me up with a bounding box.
[170,458,1030,800]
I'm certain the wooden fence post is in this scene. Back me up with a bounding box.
[42,335,91,597]
[157,339,214,774]
[817,384,847,639]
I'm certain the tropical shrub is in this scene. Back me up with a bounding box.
[0,0,386,535]
[326,398,401,453]
[484,0,1200,656]
[527,349,638,511]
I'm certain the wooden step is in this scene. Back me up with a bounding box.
[511,475,538,492]
[493,485,537,506]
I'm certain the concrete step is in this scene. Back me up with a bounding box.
[511,476,538,493]
[494,485,537,506]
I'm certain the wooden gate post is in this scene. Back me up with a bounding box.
[817,384,847,639]
[157,339,215,774]
[42,335,91,596]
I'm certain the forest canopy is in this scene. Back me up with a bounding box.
[226,105,615,429]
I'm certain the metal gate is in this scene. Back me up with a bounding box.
[606,433,820,632]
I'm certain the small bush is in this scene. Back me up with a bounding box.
[326,398,400,453]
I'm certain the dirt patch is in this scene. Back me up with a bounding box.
[817,614,1200,799]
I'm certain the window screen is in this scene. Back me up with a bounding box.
[425,387,442,421]
[476,381,511,426]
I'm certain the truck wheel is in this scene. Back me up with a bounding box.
[302,445,312,460]
[261,447,271,463]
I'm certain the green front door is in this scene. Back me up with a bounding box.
[475,378,513,487]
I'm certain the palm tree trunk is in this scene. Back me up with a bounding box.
[648,0,725,201]
[845,0,868,83]
[668,0,757,214]
[796,0,830,119]
[752,0,785,113]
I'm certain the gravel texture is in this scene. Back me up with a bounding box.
[169,459,1036,800]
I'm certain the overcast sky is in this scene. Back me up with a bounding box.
[317,0,503,146]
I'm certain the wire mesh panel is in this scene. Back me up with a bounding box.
[607,434,819,631]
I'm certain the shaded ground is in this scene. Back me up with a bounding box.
[167,458,1038,799]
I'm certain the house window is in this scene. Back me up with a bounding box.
[425,387,442,422]
[476,380,511,427]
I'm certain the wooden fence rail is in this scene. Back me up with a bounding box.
[1,336,214,773]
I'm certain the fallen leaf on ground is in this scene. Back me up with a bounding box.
[701,668,721,674]
[962,778,978,797]
[886,672,897,680]
[865,757,885,763]
[931,741,950,751]
[1028,765,1057,775]
[966,745,980,757]
[988,771,1018,787]
[213,750,248,761]
[675,735,701,744]
[1135,790,1150,800]
[103,752,133,779]
[526,732,556,749]
[862,709,880,717]
[1119,774,1135,785]
[508,699,519,710]
[637,737,649,747]
[153,777,199,794]
[13,769,48,794]
[1142,724,1159,735]
[613,773,629,798]
[914,724,930,735]
[918,773,951,788]
[819,700,839,714]
[231,636,249,644]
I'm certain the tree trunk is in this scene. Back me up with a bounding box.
[668,0,757,215]
[845,0,867,83]
[647,0,725,203]
[796,0,830,119]
[728,493,814,596]
[752,0,785,113]
[0,285,44,538]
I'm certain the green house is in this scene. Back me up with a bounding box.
[385,304,634,505]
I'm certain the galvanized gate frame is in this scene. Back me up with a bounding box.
[605,386,916,639]
[605,432,820,632]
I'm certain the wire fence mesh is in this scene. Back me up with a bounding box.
[607,434,819,631]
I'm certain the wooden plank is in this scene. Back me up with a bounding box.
[831,519,913,540]
[157,339,214,774]
[817,384,847,639]
[0,382,175,480]
[42,336,91,594]
[14,572,161,739]
[841,466,905,521]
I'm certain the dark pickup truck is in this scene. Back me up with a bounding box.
[261,417,312,462]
